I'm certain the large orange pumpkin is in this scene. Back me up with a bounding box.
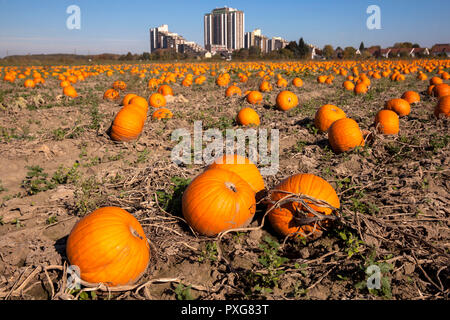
[157,84,174,96]
[122,93,138,107]
[236,107,260,127]
[63,85,78,98]
[401,91,420,104]
[225,85,242,97]
[314,104,347,132]
[182,168,256,236]
[207,154,265,194]
[434,95,450,118]
[246,91,263,105]
[385,98,411,117]
[149,92,166,108]
[374,109,399,135]
[432,83,450,99]
[110,108,144,141]
[328,118,365,153]
[66,207,150,287]
[103,88,120,101]
[276,91,298,111]
[267,173,340,239]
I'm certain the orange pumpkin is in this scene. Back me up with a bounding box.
[259,81,272,92]
[432,83,450,98]
[328,118,365,153]
[343,81,355,91]
[434,95,450,118]
[110,108,144,141]
[157,84,174,96]
[182,168,256,236]
[236,107,260,127]
[267,173,340,239]
[246,91,263,105]
[385,98,411,117]
[374,109,399,135]
[276,90,298,111]
[112,80,127,90]
[104,88,120,101]
[24,79,35,88]
[152,107,173,120]
[207,154,265,194]
[149,92,167,108]
[66,206,150,287]
[63,85,78,98]
[292,77,303,87]
[314,104,347,132]
[225,85,242,97]
[354,83,368,95]
[430,76,443,86]
[122,93,138,107]
[401,91,420,104]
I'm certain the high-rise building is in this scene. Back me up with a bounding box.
[204,7,245,52]
[245,29,288,53]
[150,24,205,55]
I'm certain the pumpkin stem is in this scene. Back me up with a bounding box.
[225,181,237,193]
[130,226,144,240]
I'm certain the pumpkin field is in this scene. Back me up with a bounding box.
[0,59,449,300]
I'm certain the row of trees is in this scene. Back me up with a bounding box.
[116,39,428,61]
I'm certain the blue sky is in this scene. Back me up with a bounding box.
[0,0,449,57]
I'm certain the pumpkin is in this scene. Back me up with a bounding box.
[152,107,173,120]
[434,95,450,118]
[128,96,149,112]
[110,107,144,141]
[259,81,272,92]
[148,92,166,108]
[122,93,138,107]
[103,88,120,101]
[63,85,78,98]
[207,154,265,193]
[236,107,260,127]
[385,98,411,117]
[182,168,256,236]
[292,77,303,87]
[276,90,298,111]
[432,83,450,98]
[66,206,150,287]
[225,85,242,97]
[374,109,399,135]
[276,77,288,88]
[354,83,368,95]
[24,79,35,88]
[157,84,174,96]
[246,91,263,105]
[343,81,355,91]
[112,80,127,90]
[267,173,340,239]
[328,118,365,153]
[314,104,347,132]
[430,76,443,86]
[401,91,420,104]
[122,104,147,125]
[60,80,71,88]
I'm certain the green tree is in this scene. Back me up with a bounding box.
[359,42,365,51]
[343,47,357,58]
[249,46,261,58]
[323,45,334,59]
[298,38,310,58]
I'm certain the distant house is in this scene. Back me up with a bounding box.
[379,48,391,58]
[430,44,450,57]
[410,47,430,57]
